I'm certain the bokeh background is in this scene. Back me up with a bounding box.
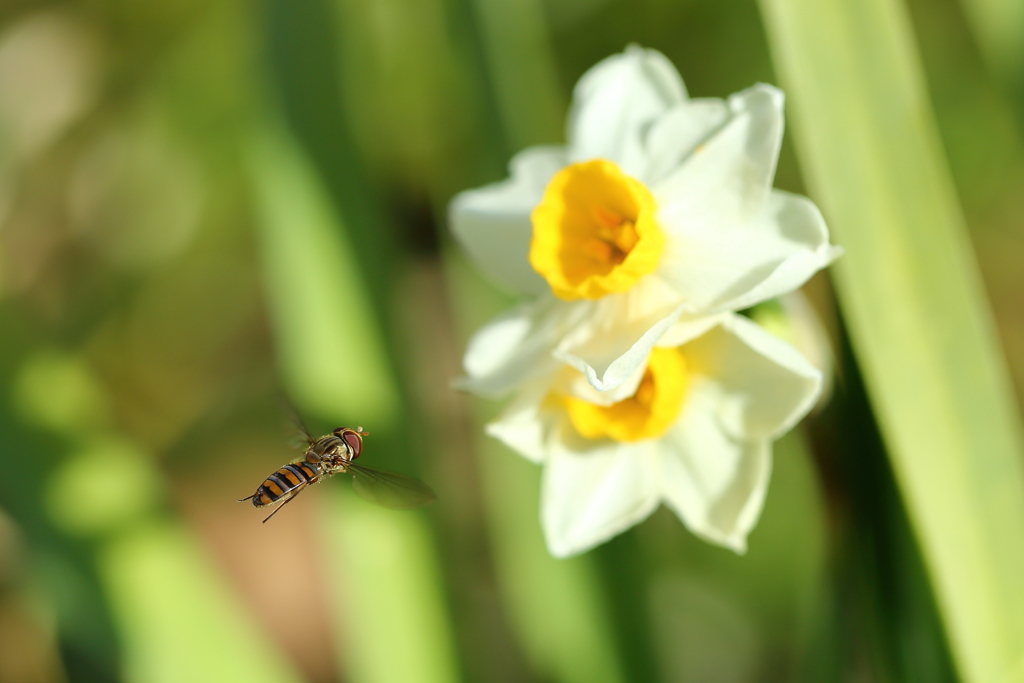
[1,0,1023,681]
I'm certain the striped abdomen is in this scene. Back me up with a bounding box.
[252,461,321,507]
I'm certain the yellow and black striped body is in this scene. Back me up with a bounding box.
[252,461,322,507]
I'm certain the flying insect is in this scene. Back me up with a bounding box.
[240,424,436,522]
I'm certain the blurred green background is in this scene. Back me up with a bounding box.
[1,0,1023,681]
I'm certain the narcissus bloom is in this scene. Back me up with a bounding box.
[485,313,821,557]
[451,46,840,396]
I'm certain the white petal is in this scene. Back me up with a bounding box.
[778,291,836,409]
[554,274,684,392]
[485,379,555,464]
[654,84,784,232]
[659,400,772,552]
[567,45,687,177]
[560,360,647,407]
[460,296,590,398]
[657,190,841,313]
[449,146,566,295]
[542,422,661,557]
[684,313,821,439]
[656,312,730,348]
[643,98,730,185]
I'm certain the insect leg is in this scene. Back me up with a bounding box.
[237,494,256,503]
[262,489,302,523]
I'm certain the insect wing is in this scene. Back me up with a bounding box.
[280,396,316,448]
[348,464,436,509]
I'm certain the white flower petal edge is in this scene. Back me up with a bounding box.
[656,312,733,348]
[643,98,730,185]
[777,291,836,410]
[459,295,590,398]
[653,84,841,311]
[659,413,771,553]
[568,44,687,178]
[656,84,783,232]
[659,188,842,314]
[485,378,553,464]
[561,360,647,407]
[553,275,687,391]
[541,422,662,558]
[684,313,822,439]
[449,146,565,295]
[658,313,821,550]
[554,291,732,392]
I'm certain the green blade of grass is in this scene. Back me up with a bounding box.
[100,521,303,683]
[469,0,565,151]
[246,117,461,683]
[245,118,398,426]
[958,0,1024,88]
[318,494,461,683]
[757,0,1024,681]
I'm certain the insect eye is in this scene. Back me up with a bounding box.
[342,430,363,459]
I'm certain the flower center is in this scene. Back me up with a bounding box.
[530,159,664,300]
[563,348,688,442]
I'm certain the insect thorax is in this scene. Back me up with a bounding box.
[304,434,354,474]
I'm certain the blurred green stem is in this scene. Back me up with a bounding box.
[758,0,1024,681]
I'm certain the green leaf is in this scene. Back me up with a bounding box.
[100,522,303,683]
[468,0,565,150]
[757,0,1024,681]
[245,119,398,426]
[318,495,461,683]
[247,117,460,683]
[959,0,1024,87]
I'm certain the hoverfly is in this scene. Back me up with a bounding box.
[239,422,436,522]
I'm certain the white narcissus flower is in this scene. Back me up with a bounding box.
[451,46,841,397]
[750,290,837,411]
[485,313,821,557]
